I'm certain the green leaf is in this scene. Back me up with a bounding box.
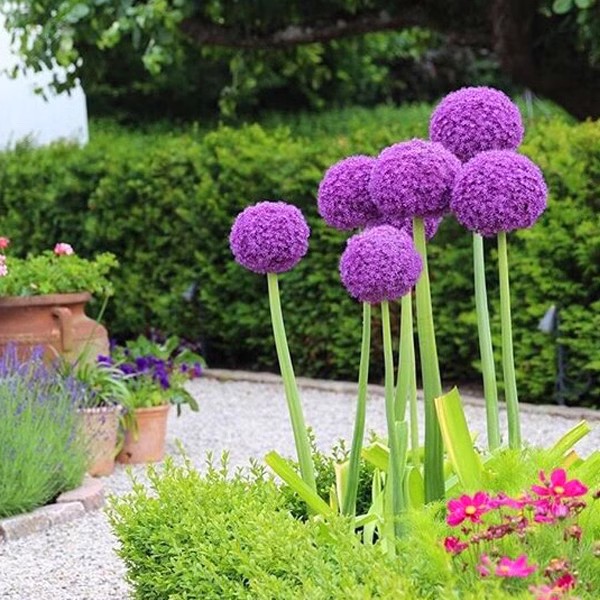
[264,451,333,516]
[434,387,483,492]
[549,420,591,460]
[404,466,425,509]
[574,0,594,8]
[361,442,389,472]
[553,0,573,14]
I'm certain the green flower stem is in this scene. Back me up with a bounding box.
[342,302,372,517]
[413,218,444,503]
[267,273,316,491]
[497,232,522,450]
[473,234,501,451]
[409,346,420,468]
[381,300,403,538]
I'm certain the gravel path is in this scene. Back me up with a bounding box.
[1,376,598,599]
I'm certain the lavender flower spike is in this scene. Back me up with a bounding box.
[451,150,548,237]
[369,141,461,219]
[230,201,310,274]
[429,86,524,162]
[317,155,379,230]
[340,225,422,304]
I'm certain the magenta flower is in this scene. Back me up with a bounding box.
[531,469,588,500]
[446,491,490,526]
[451,150,548,237]
[54,242,74,256]
[487,492,529,510]
[369,141,461,219]
[229,201,310,274]
[429,86,524,162]
[495,554,537,578]
[317,155,379,230]
[476,554,492,577]
[0,236,9,249]
[443,536,468,555]
[339,225,422,304]
[367,214,442,241]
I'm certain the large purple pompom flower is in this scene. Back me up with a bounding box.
[429,87,524,162]
[378,139,431,161]
[367,214,443,241]
[340,225,423,304]
[317,155,379,230]
[451,150,548,237]
[230,201,310,273]
[369,142,461,219]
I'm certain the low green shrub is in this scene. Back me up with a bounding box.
[0,106,598,405]
[0,347,88,517]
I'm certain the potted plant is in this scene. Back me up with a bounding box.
[0,237,117,364]
[103,335,204,464]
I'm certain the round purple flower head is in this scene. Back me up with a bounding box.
[451,150,548,237]
[429,87,524,162]
[367,214,443,241]
[317,155,379,230]
[378,138,431,161]
[369,141,461,219]
[230,201,310,274]
[340,225,423,304]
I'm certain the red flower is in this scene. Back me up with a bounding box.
[532,469,588,500]
[495,554,537,578]
[0,236,10,249]
[443,536,468,555]
[447,492,490,526]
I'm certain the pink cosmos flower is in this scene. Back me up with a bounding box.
[528,585,562,600]
[0,237,10,249]
[54,242,75,256]
[488,492,528,510]
[443,536,468,555]
[495,554,537,578]
[532,469,588,500]
[447,491,490,526]
[476,553,492,577]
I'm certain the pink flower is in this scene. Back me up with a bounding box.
[495,554,537,578]
[476,553,492,577]
[528,585,562,600]
[443,536,468,555]
[488,492,527,510]
[54,242,75,256]
[0,237,10,249]
[447,492,490,526]
[532,469,588,500]
[0,263,7,277]
[554,573,576,590]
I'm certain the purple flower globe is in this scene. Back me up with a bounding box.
[340,225,423,304]
[369,142,461,219]
[317,155,379,230]
[230,201,310,274]
[451,150,548,237]
[367,214,443,241]
[429,87,524,162]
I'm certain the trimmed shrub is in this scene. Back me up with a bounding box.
[0,105,597,405]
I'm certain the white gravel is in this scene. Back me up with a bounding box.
[1,376,598,599]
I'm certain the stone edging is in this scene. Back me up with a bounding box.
[203,368,600,423]
[0,476,104,543]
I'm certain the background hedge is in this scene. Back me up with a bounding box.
[0,104,598,406]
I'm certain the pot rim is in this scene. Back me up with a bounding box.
[0,292,92,307]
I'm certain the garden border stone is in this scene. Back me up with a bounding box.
[203,368,600,423]
[0,475,104,543]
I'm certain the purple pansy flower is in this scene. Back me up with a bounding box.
[429,86,524,162]
[369,141,461,219]
[339,225,423,304]
[317,155,379,230]
[451,150,548,237]
[230,201,310,274]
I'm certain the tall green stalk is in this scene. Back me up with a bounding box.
[381,301,403,537]
[473,234,501,451]
[413,218,444,502]
[342,302,371,516]
[497,232,522,450]
[267,273,316,490]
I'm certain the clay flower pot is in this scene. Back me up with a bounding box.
[78,405,121,477]
[117,404,171,464]
[0,292,109,365]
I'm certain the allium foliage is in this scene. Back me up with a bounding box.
[451,150,548,236]
[429,86,524,162]
[230,201,310,274]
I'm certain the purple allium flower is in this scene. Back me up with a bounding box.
[339,225,423,304]
[230,201,310,274]
[317,155,379,230]
[367,214,443,241]
[429,87,524,162]
[378,138,431,161]
[369,142,461,219]
[451,150,548,237]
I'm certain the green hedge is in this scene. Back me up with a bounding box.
[0,104,598,406]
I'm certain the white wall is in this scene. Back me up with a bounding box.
[0,15,89,149]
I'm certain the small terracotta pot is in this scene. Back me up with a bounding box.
[78,405,121,477]
[117,404,171,464]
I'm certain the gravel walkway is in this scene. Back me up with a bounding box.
[1,375,598,599]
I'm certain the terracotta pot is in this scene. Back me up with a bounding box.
[78,405,121,477]
[117,405,171,464]
[0,292,109,365]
